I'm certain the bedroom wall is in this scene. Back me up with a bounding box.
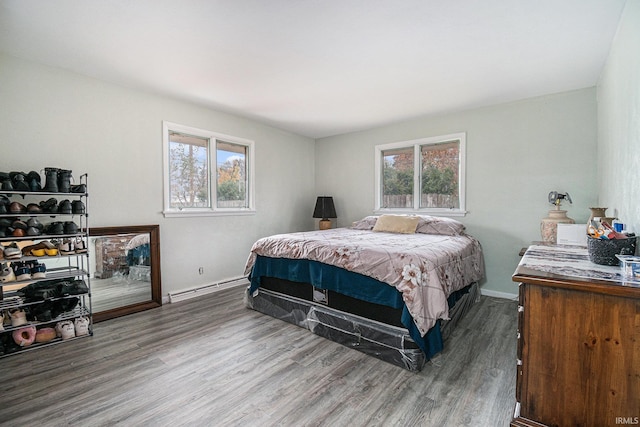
[315,89,598,297]
[597,0,640,234]
[0,53,316,296]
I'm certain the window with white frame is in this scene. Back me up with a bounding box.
[374,132,466,216]
[162,121,255,217]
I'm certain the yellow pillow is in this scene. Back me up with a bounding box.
[372,215,420,234]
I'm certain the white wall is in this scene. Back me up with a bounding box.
[598,0,640,233]
[0,54,316,296]
[315,89,598,296]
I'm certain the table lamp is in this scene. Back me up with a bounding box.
[313,196,337,230]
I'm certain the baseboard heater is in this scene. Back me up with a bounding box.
[168,276,249,303]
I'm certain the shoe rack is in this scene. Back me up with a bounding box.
[0,173,92,357]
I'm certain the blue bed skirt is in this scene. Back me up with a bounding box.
[248,256,447,359]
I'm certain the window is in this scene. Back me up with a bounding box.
[374,132,466,216]
[162,121,255,217]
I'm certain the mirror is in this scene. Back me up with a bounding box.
[88,225,162,322]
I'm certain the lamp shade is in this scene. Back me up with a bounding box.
[313,196,337,220]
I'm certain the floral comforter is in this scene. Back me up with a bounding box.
[244,228,484,336]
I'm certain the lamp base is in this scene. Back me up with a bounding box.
[319,219,332,230]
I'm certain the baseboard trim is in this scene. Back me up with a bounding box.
[480,288,518,300]
[168,276,249,303]
[167,278,517,302]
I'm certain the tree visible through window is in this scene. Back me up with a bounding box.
[169,131,209,209]
[420,141,459,209]
[163,121,255,217]
[216,141,247,208]
[375,133,466,215]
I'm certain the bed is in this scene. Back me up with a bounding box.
[243,214,485,371]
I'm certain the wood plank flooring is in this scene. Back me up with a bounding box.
[0,286,517,426]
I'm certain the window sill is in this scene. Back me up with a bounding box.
[374,208,467,218]
[163,209,256,218]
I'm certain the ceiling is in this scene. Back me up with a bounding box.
[0,0,627,139]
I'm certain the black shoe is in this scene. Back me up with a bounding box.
[26,171,42,191]
[39,197,58,213]
[12,220,27,230]
[63,221,79,234]
[1,176,13,191]
[72,200,85,214]
[57,169,72,193]
[43,167,59,192]
[27,217,44,231]
[70,183,86,193]
[10,172,30,192]
[0,195,9,213]
[58,199,72,214]
[45,221,64,235]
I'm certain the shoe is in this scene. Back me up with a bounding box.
[58,296,78,314]
[63,221,79,234]
[39,197,58,213]
[30,261,47,279]
[0,195,9,214]
[44,222,64,235]
[0,262,16,282]
[18,279,61,301]
[26,171,42,192]
[70,183,86,194]
[43,241,58,256]
[12,262,32,281]
[8,201,26,213]
[58,199,72,214]
[10,172,30,192]
[57,169,72,193]
[22,242,47,257]
[56,320,75,340]
[74,238,87,254]
[74,317,90,336]
[31,304,53,322]
[0,173,13,191]
[10,309,27,327]
[27,217,44,230]
[26,226,42,237]
[58,239,75,255]
[12,220,27,230]
[26,203,43,213]
[43,167,59,192]
[3,242,22,260]
[71,200,85,214]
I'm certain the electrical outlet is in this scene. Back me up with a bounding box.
[198,267,204,275]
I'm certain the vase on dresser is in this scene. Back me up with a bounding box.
[541,209,575,243]
[588,207,616,227]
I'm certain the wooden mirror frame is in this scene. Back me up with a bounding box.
[90,224,162,322]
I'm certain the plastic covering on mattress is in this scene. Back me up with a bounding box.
[245,287,427,371]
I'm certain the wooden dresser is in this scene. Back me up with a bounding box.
[512,244,640,427]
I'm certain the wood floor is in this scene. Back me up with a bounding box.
[0,286,517,426]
